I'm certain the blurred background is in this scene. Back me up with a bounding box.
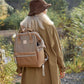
[0,0,84,84]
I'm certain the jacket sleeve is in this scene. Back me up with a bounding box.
[52,25,66,72]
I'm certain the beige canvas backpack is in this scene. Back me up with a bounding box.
[14,29,48,76]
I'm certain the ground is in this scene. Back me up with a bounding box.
[13,71,84,84]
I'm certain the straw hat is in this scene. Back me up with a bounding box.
[28,0,51,16]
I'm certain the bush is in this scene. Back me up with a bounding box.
[65,56,84,73]
[0,37,17,84]
[46,0,68,11]
[62,1,84,61]
[0,10,28,30]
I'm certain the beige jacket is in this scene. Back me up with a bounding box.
[16,21,66,84]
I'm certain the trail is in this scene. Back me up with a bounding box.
[14,72,84,84]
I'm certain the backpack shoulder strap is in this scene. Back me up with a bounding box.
[18,26,33,33]
[32,32,46,48]
[34,32,42,42]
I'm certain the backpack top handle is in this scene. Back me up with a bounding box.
[19,25,34,33]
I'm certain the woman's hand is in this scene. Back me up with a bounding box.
[18,73,22,76]
[60,71,66,79]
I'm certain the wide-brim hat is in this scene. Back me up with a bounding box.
[28,0,51,16]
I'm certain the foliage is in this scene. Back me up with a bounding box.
[0,10,28,30]
[66,0,82,9]
[46,0,68,12]
[70,7,84,56]
[65,56,84,73]
[0,0,14,19]
[61,1,84,73]
[22,0,31,10]
[5,0,30,10]
[0,37,17,84]
[0,1,8,19]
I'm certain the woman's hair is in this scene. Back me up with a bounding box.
[20,11,54,30]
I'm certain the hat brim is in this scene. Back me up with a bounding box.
[28,4,52,16]
[46,4,52,8]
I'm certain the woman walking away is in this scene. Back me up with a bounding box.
[16,0,66,84]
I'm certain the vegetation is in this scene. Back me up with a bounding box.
[60,1,84,73]
[0,0,14,19]
[46,0,68,12]
[0,10,28,30]
[0,37,17,84]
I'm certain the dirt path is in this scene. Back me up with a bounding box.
[61,72,84,84]
[14,72,84,84]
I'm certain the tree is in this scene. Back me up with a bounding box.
[46,0,68,12]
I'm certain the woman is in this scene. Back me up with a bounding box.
[17,0,66,84]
